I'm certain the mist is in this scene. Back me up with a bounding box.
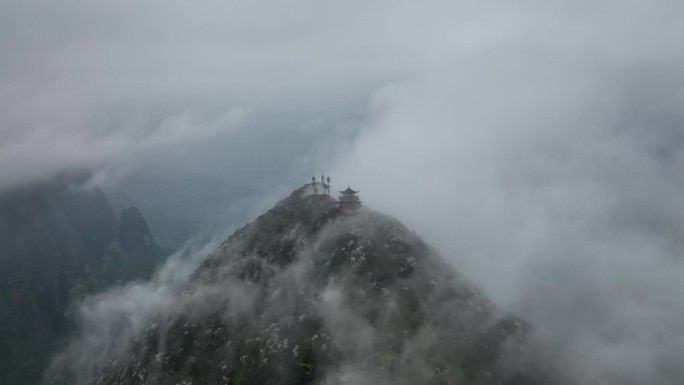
[2,0,684,384]
[45,239,219,385]
[329,4,684,383]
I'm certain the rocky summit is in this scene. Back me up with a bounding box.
[58,185,541,385]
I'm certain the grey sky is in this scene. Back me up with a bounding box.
[2,1,684,384]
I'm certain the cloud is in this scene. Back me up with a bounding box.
[328,2,684,384]
[0,106,245,191]
[0,0,390,190]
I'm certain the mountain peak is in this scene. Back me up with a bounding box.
[53,185,541,385]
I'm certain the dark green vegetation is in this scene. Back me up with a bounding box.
[0,178,168,385]
[78,185,541,385]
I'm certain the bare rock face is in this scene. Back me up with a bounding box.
[59,185,542,385]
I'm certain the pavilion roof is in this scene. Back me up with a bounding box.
[339,186,359,195]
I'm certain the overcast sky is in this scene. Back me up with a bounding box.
[3,1,684,384]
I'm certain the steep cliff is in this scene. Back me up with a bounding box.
[0,179,168,385]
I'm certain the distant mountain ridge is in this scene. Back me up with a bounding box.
[106,167,259,248]
[54,185,543,385]
[0,177,169,385]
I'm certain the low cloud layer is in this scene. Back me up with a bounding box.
[0,107,245,190]
[0,0,395,190]
[332,75,684,383]
[329,3,684,383]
